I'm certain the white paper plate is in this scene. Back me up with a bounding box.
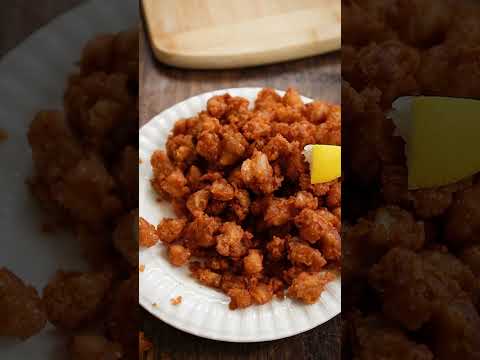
[0,1,137,358]
[139,88,341,342]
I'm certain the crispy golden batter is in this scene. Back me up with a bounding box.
[349,312,434,360]
[287,271,335,304]
[139,217,159,247]
[42,270,112,330]
[71,335,123,360]
[0,268,47,339]
[156,218,187,244]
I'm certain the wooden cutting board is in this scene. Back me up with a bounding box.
[142,0,340,69]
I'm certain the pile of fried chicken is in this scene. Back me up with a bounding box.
[342,1,480,359]
[141,88,341,309]
[0,30,140,359]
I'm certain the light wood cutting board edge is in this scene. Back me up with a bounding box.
[141,1,341,69]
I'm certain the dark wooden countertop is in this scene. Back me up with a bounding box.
[0,2,341,359]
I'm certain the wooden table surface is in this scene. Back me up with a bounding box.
[140,16,341,360]
[0,2,341,359]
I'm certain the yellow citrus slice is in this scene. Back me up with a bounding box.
[306,145,341,184]
[408,96,480,189]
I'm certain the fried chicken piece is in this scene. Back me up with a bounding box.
[460,245,480,276]
[191,267,222,288]
[70,335,123,360]
[241,150,282,194]
[220,273,247,292]
[28,111,82,183]
[166,134,196,166]
[159,168,189,199]
[266,236,287,261]
[195,112,221,134]
[113,209,138,266]
[184,214,221,248]
[65,72,133,152]
[349,313,434,360]
[388,0,452,47]
[282,87,304,109]
[43,270,112,329]
[446,4,480,45]
[0,268,47,339]
[242,113,272,140]
[369,248,463,331]
[287,120,316,148]
[113,146,138,208]
[187,165,202,189]
[284,143,309,181]
[186,189,210,217]
[207,94,229,118]
[219,127,248,166]
[299,175,335,197]
[355,40,420,107]
[419,45,480,98]
[168,244,191,267]
[264,197,293,226]
[107,274,138,360]
[326,181,341,209]
[291,191,319,211]
[445,182,480,249]
[263,134,292,161]
[361,206,425,254]
[139,217,158,247]
[430,296,480,359]
[287,271,335,304]
[79,34,116,73]
[196,131,220,163]
[216,222,249,257]
[173,116,199,135]
[225,95,250,117]
[342,0,396,46]
[315,105,341,146]
[210,179,235,201]
[343,207,424,299]
[288,241,327,271]
[422,249,478,302]
[304,100,331,124]
[205,257,230,272]
[343,82,402,186]
[227,288,252,310]
[231,189,250,221]
[254,88,282,111]
[56,155,123,225]
[150,150,174,198]
[243,249,264,275]
[294,208,341,261]
[156,218,186,245]
[249,282,274,305]
[318,207,341,231]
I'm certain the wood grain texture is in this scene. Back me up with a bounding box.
[140,19,341,360]
[140,25,340,126]
[141,0,340,69]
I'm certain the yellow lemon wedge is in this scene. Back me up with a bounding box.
[389,96,480,189]
[304,145,341,184]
